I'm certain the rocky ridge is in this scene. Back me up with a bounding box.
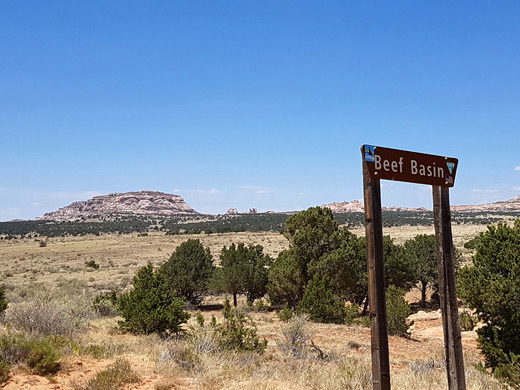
[39,191,198,221]
[321,200,429,213]
[322,195,520,213]
[452,195,520,212]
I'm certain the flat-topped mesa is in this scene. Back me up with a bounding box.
[39,191,199,221]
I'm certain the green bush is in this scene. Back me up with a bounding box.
[0,361,10,384]
[214,299,267,353]
[26,339,60,375]
[118,263,190,335]
[79,358,139,390]
[459,312,475,331]
[298,275,346,324]
[0,334,60,376]
[344,304,360,325]
[277,307,294,322]
[93,290,118,317]
[386,285,411,338]
[458,220,520,387]
[0,287,7,315]
[84,260,100,269]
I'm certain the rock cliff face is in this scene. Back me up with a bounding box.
[40,191,198,221]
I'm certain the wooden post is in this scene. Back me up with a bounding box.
[363,162,391,390]
[433,186,466,390]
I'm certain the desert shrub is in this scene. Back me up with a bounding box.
[279,315,311,357]
[277,307,294,322]
[82,344,108,359]
[118,263,190,335]
[345,304,360,325]
[186,325,219,355]
[0,334,60,375]
[458,221,520,387]
[253,298,270,312]
[93,290,118,317]
[158,343,201,372]
[26,338,60,375]
[460,311,475,331]
[214,299,267,353]
[298,275,346,324]
[5,292,78,336]
[410,357,445,379]
[0,361,10,384]
[85,260,100,269]
[386,285,411,338]
[0,287,7,316]
[79,358,139,390]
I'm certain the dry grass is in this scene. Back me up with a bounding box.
[0,231,289,301]
[0,227,511,389]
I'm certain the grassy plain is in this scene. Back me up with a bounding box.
[0,223,509,389]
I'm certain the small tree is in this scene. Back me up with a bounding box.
[267,249,306,309]
[212,243,271,306]
[161,239,214,305]
[458,221,520,386]
[118,263,190,334]
[384,236,416,292]
[386,285,411,338]
[404,234,437,307]
[308,228,367,306]
[284,207,341,283]
[298,274,346,324]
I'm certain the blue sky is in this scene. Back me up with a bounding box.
[2,1,520,220]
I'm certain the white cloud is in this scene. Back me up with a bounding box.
[192,188,222,195]
[515,166,520,171]
[239,185,271,194]
[513,186,520,192]
[471,188,500,194]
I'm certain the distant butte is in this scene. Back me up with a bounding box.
[39,191,198,221]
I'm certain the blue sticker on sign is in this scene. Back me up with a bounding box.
[446,162,455,174]
[365,145,375,162]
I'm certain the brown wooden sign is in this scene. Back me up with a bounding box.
[361,144,466,390]
[362,145,458,187]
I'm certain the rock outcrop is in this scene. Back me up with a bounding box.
[452,195,520,212]
[321,200,365,213]
[40,191,198,221]
[323,194,520,213]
